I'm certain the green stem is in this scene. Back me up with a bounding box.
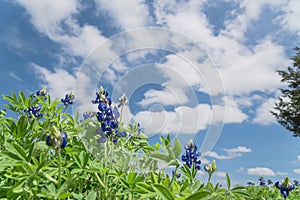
[58,150,62,188]
[207,174,212,184]
[94,172,105,188]
[169,165,179,188]
[120,105,124,122]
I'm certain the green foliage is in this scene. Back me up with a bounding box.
[0,89,294,199]
[272,47,300,136]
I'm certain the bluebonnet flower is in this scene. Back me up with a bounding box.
[172,170,181,179]
[25,105,43,118]
[293,179,299,186]
[83,111,95,120]
[204,160,217,176]
[92,86,126,143]
[61,92,75,106]
[259,176,266,187]
[267,179,273,185]
[247,181,255,186]
[118,93,128,108]
[46,126,68,150]
[275,177,295,199]
[181,139,201,170]
[35,87,47,97]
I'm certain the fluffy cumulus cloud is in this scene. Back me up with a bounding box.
[294,169,300,174]
[15,0,78,34]
[247,167,276,176]
[207,146,252,160]
[253,98,277,125]
[133,96,249,136]
[215,171,227,178]
[281,0,300,36]
[14,0,300,134]
[32,64,76,98]
[95,0,150,30]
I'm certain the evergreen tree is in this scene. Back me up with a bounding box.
[272,47,300,136]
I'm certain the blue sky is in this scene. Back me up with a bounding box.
[1,0,300,186]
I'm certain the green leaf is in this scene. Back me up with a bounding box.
[185,191,211,200]
[137,182,155,193]
[173,137,182,159]
[231,186,246,191]
[232,191,251,198]
[86,191,97,200]
[180,180,189,192]
[150,172,157,183]
[18,91,27,108]
[72,193,84,200]
[127,172,137,185]
[151,152,171,163]
[152,184,174,200]
[46,183,56,195]
[226,173,231,190]
[5,142,26,161]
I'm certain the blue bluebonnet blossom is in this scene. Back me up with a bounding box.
[293,179,299,186]
[247,181,255,186]
[118,93,128,108]
[259,176,266,187]
[92,86,126,143]
[83,111,95,120]
[267,179,273,185]
[275,177,295,199]
[172,170,181,179]
[181,139,201,170]
[61,92,75,106]
[25,105,43,118]
[46,126,68,150]
[35,87,47,97]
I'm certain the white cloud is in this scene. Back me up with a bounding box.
[281,0,300,36]
[237,167,245,173]
[253,98,277,125]
[96,0,150,30]
[216,97,248,124]
[32,64,76,98]
[277,171,289,176]
[16,0,109,59]
[247,167,276,176]
[294,169,300,174]
[224,146,252,154]
[58,25,107,57]
[207,146,251,160]
[215,171,227,178]
[133,104,211,136]
[8,72,22,82]
[134,96,248,136]
[218,40,287,95]
[16,0,78,34]
[138,88,189,107]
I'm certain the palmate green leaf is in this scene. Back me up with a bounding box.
[5,142,27,161]
[152,183,175,200]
